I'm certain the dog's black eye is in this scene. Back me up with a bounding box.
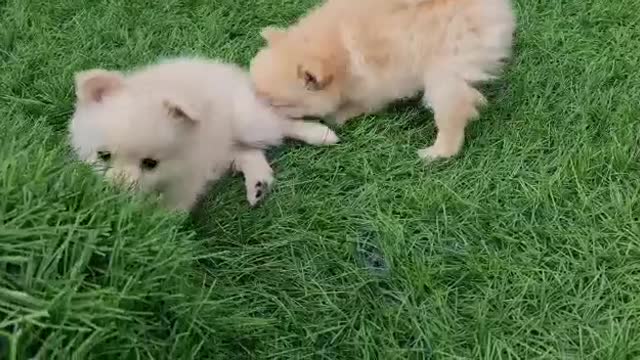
[97,151,111,162]
[140,158,159,171]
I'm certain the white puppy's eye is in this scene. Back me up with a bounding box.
[140,158,159,171]
[97,151,111,162]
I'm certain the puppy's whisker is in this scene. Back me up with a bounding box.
[128,181,139,191]
[91,162,108,174]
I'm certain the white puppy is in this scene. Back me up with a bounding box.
[69,58,338,211]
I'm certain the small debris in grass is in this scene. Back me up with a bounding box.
[355,230,390,277]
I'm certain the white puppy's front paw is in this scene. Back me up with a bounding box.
[234,148,276,207]
[314,126,340,145]
[300,123,340,145]
[245,171,274,207]
[285,121,340,146]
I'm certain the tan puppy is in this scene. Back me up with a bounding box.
[250,0,516,160]
[69,58,338,211]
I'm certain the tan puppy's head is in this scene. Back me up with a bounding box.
[250,27,346,119]
[69,69,201,192]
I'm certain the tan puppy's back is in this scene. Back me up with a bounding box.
[294,0,514,97]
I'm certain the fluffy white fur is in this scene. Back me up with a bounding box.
[250,0,516,160]
[69,58,338,211]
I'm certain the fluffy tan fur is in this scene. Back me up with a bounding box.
[69,58,338,211]
[250,0,516,160]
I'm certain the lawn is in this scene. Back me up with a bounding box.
[1,0,640,358]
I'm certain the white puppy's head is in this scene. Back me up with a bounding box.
[69,69,201,193]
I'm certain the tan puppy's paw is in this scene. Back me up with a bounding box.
[417,145,459,162]
[333,104,366,125]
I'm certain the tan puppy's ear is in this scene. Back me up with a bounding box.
[162,99,199,126]
[74,69,124,103]
[260,26,287,44]
[297,62,334,91]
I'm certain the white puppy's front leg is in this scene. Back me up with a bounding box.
[281,119,340,145]
[232,148,275,207]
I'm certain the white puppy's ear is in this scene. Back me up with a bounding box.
[74,69,124,103]
[260,26,286,44]
[162,99,199,126]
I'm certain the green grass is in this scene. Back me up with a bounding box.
[1,0,640,358]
